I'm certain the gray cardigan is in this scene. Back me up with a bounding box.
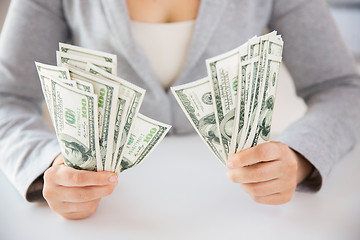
[0,0,359,201]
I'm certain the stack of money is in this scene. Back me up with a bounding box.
[171,31,283,165]
[36,43,171,173]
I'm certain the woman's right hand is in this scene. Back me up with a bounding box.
[43,154,118,220]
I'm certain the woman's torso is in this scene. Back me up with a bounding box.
[62,0,273,134]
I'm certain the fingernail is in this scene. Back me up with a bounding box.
[227,161,234,169]
[109,175,118,183]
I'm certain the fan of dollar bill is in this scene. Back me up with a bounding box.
[35,43,171,173]
[171,31,284,165]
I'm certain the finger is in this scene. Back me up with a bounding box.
[46,165,118,187]
[227,160,281,183]
[241,178,296,197]
[251,189,295,205]
[62,210,98,220]
[52,154,65,166]
[61,199,101,215]
[228,142,286,168]
[47,199,101,216]
[54,184,116,203]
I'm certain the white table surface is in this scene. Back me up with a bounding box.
[1,134,360,240]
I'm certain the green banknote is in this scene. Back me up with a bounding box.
[249,38,283,147]
[206,47,242,158]
[62,64,119,171]
[228,46,250,154]
[59,43,117,75]
[116,113,171,172]
[40,75,101,171]
[36,43,171,174]
[242,32,283,150]
[171,77,227,165]
[85,63,145,172]
[35,62,71,80]
[173,31,284,163]
[57,51,116,75]
[36,71,76,121]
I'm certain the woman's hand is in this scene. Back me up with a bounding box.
[226,142,314,205]
[43,154,118,220]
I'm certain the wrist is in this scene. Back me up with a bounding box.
[294,151,314,184]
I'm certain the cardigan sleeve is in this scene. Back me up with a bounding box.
[0,0,69,201]
[269,0,360,191]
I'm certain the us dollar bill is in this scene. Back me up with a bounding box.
[206,47,244,158]
[115,113,171,172]
[38,73,57,121]
[171,77,227,164]
[35,62,71,81]
[242,32,283,150]
[172,31,283,165]
[248,38,283,147]
[35,62,75,89]
[228,46,250,154]
[40,75,102,171]
[36,71,76,121]
[250,55,282,146]
[239,33,274,151]
[36,44,174,174]
[236,36,263,151]
[85,63,145,171]
[59,43,117,75]
[35,62,96,94]
[57,51,116,75]
[62,64,119,171]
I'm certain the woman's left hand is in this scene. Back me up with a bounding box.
[226,142,314,205]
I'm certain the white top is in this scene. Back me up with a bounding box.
[130,20,196,89]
